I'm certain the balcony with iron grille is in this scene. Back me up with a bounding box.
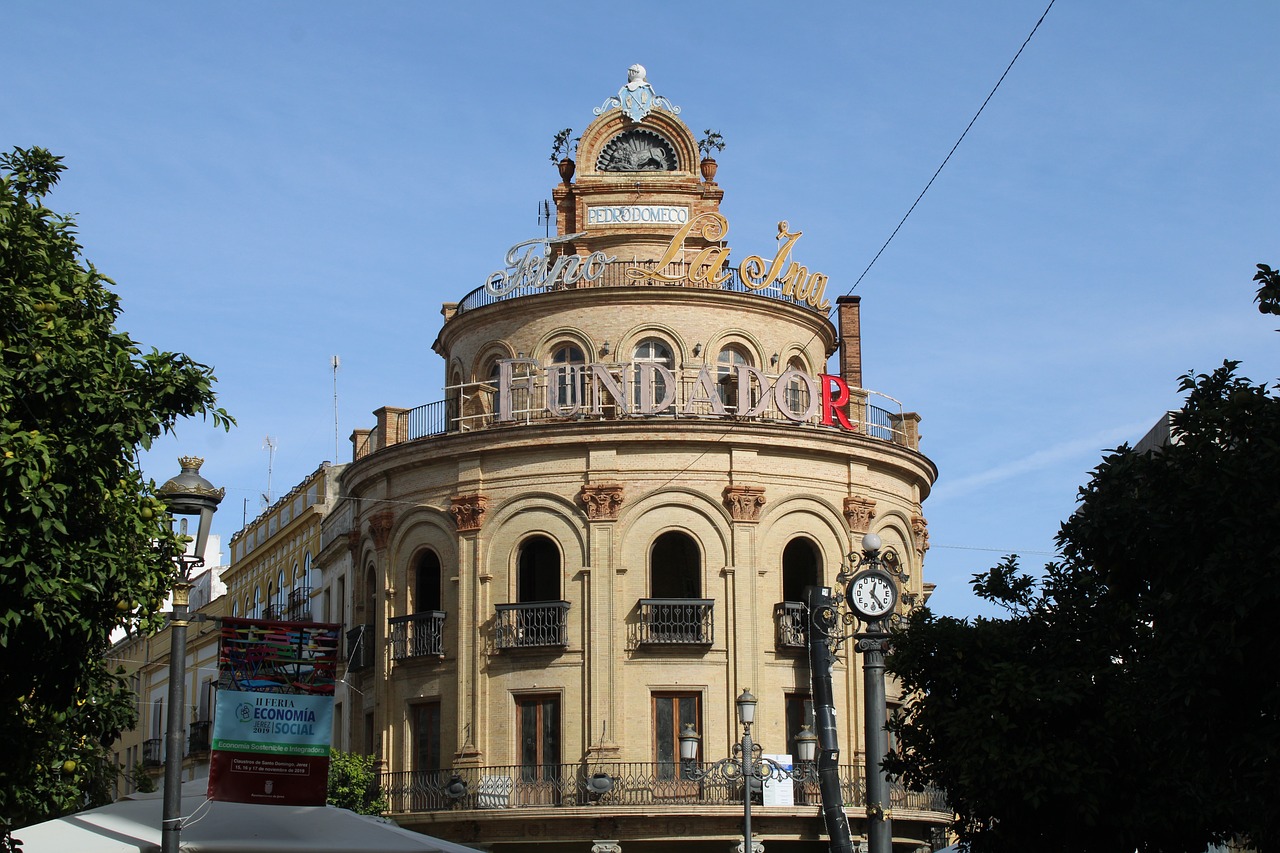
[775,601,808,649]
[632,599,714,647]
[494,602,570,650]
[287,586,312,621]
[188,720,211,756]
[390,611,446,659]
[142,738,163,768]
[346,624,375,672]
[382,761,949,818]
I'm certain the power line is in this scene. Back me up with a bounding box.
[840,0,1058,299]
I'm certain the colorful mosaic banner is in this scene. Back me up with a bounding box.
[208,617,341,806]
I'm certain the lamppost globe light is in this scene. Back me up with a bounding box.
[861,531,882,554]
[794,724,818,763]
[678,722,701,762]
[736,688,757,726]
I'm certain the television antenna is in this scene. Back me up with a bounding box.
[537,200,553,238]
[261,435,277,507]
[331,355,341,463]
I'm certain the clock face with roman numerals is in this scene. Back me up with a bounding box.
[846,570,897,619]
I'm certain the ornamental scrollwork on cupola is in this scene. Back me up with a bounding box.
[911,511,931,556]
[843,495,877,533]
[450,494,489,532]
[368,510,394,551]
[579,483,625,521]
[593,63,681,123]
[723,485,766,522]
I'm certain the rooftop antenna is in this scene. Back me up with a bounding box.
[331,355,341,463]
[538,200,552,238]
[262,435,277,507]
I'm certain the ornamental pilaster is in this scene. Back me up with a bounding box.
[723,485,766,522]
[580,483,625,520]
[451,494,489,532]
[911,512,930,556]
[369,510,394,551]
[844,495,877,533]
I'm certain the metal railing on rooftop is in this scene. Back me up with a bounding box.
[353,374,906,464]
[456,261,821,317]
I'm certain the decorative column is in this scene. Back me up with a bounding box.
[451,493,488,767]
[579,483,625,762]
[723,485,766,522]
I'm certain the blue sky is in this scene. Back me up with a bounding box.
[6,2,1277,617]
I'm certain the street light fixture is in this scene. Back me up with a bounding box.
[678,688,819,853]
[156,457,223,853]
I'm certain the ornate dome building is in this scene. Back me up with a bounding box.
[324,67,946,853]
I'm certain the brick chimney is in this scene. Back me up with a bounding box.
[836,295,862,389]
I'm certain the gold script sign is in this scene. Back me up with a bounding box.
[626,213,831,310]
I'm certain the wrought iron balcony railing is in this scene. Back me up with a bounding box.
[775,601,808,649]
[287,586,312,621]
[634,599,714,646]
[347,624,375,672]
[381,762,949,816]
[390,611,446,659]
[494,602,570,650]
[188,720,211,755]
[142,738,163,768]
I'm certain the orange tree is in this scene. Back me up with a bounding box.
[886,287,1279,852]
[0,147,232,847]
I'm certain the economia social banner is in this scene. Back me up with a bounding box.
[208,617,341,806]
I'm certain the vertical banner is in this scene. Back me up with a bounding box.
[208,617,342,805]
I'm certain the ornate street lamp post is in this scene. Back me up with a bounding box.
[156,457,223,853]
[678,688,819,853]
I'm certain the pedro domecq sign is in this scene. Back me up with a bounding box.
[485,212,832,312]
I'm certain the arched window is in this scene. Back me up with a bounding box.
[650,531,701,598]
[785,357,810,415]
[717,345,752,412]
[782,537,822,603]
[253,587,262,620]
[633,338,673,409]
[517,536,561,603]
[362,565,377,624]
[415,550,442,612]
[551,343,585,410]
[278,569,287,611]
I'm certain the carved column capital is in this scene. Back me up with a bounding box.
[346,529,361,557]
[723,485,766,522]
[911,512,930,555]
[843,495,878,533]
[451,494,489,532]
[368,510,394,551]
[580,482,625,520]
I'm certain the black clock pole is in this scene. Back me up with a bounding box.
[858,620,892,853]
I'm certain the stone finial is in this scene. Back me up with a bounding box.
[843,495,877,533]
[580,483,625,520]
[723,485,766,522]
[910,512,930,555]
[450,494,489,532]
[369,510,394,551]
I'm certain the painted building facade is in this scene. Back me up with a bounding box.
[318,69,948,852]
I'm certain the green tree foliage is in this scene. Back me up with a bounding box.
[1256,263,1280,316]
[0,147,231,847]
[887,356,1280,853]
[326,750,389,815]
